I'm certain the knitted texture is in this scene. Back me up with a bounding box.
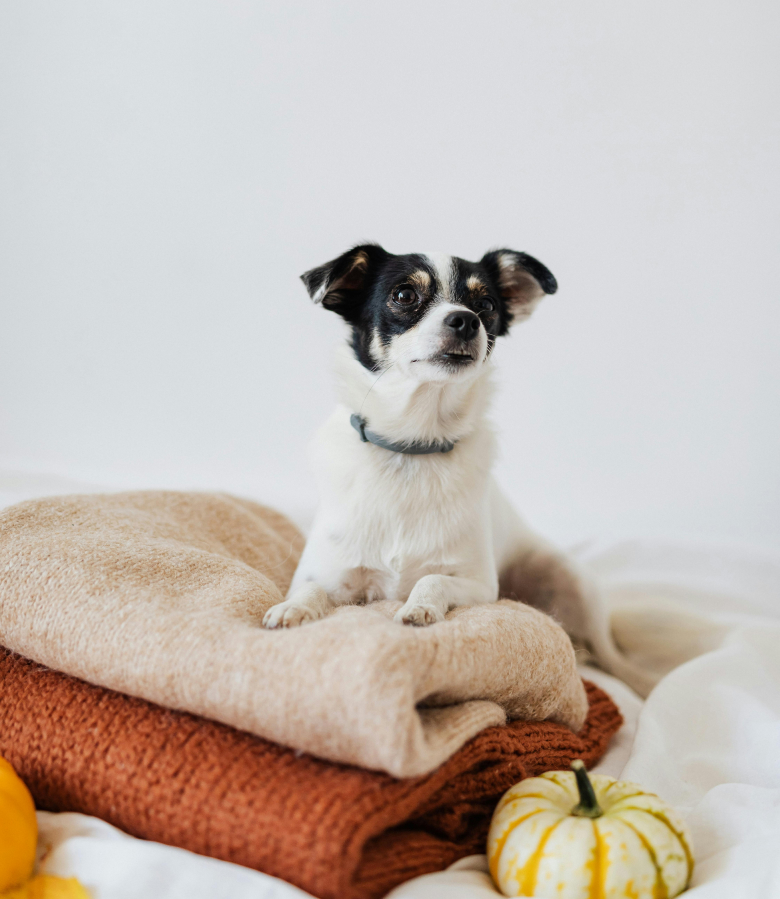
[0,491,589,777]
[0,650,621,899]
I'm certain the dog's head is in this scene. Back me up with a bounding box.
[300,244,557,382]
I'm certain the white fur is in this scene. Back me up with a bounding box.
[263,269,559,629]
[423,251,456,301]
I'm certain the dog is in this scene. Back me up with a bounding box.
[261,243,644,689]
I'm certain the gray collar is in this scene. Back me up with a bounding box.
[350,414,457,455]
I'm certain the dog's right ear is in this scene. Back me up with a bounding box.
[300,244,389,319]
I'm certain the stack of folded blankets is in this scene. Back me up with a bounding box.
[0,492,622,899]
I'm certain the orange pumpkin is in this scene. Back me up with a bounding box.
[0,756,38,891]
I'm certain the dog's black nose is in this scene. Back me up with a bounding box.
[444,310,480,341]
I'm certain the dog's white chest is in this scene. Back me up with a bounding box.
[297,410,496,600]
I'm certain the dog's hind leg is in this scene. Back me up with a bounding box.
[493,487,655,696]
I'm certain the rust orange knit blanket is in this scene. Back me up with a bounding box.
[0,649,621,899]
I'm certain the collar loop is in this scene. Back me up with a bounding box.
[349,414,456,455]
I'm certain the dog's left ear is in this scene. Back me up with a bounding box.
[300,244,389,321]
[480,249,558,326]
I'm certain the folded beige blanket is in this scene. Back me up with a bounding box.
[0,491,588,777]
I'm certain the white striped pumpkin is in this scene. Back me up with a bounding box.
[487,762,693,898]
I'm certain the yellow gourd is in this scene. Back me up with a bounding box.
[488,761,693,899]
[0,756,38,891]
[2,875,91,899]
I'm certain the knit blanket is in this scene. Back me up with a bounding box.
[0,491,589,777]
[0,649,621,899]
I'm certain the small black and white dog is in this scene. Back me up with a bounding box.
[262,244,618,669]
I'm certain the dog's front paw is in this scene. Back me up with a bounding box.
[394,602,446,627]
[262,600,320,629]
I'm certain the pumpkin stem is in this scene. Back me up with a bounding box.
[570,760,602,818]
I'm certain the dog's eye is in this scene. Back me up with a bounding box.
[393,287,419,307]
[477,298,495,313]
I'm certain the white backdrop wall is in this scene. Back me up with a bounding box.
[1,1,778,548]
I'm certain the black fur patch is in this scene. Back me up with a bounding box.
[300,244,557,370]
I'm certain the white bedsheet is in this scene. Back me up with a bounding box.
[4,475,779,898]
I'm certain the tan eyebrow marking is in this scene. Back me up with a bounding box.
[408,270,432,290]
[466,274,487,293]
